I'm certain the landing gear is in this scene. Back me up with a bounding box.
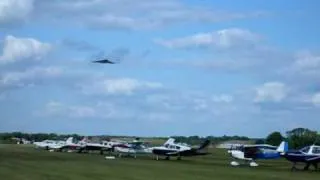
[249,161,259,167]
[291,162,319,171]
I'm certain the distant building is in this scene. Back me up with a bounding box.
[11,137,31,144]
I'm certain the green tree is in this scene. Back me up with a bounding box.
[265,131,283,146]
[286,128,318,149]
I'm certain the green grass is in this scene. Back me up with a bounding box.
[0,144,318,180]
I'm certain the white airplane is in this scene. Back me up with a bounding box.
[227,141,288,167]
[76,137,116,154]
[113,138,153,158]
[33,139,58,150]
[49,137,84,152]
[151,138,211,160]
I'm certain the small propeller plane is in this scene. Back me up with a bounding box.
[76,137,114,155]
[33,139,59,150]
[227,141,288,167]
[151,138,211,160]
[48,137,84,152]
[113,138,153,158]
[281,143,320,171]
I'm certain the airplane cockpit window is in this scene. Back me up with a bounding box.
[300,146,310,153]
[311,147,320,154]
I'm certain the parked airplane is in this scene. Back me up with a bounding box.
[227,141,288,167]
[33,139,58,150]
[151,138,211,160]
[281,144,320,171]
[76,137,114,154]
[49,137,84,152]
[113,138,153,158]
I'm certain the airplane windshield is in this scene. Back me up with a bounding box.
[311,146,320,154]
[300,146,310,153]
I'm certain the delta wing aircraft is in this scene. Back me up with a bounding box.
[227,141,288,167]
[151,138,211,160]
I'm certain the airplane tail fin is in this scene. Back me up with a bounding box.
[198,139,211,150]
[163,138,175,145]
[276,141,289,154]
[66,137,73,144]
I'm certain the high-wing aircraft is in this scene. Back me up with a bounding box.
[227,141,288,167]
[113,138,153,158]
[281,144,320,171]
[151,138,211,160]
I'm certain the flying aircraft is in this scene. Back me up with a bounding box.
[227,141,288,167]
[113,138,153,158]
[91,50,122,64]
[151,138,211,160]
[92,59,116,64]
[281,144,320,171]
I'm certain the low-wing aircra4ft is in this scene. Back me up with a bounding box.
[151,138,211,160]
[281,143,320,171]
[113,138,153,158]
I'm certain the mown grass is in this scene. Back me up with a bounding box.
[0,144,318,180]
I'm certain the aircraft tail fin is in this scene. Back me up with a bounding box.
[66,137,73,144]
[276,141,289,154]
[198,139,211,150]
[163,138,175,145]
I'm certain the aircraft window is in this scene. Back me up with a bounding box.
[312,147,320,154]
[301,146,310,153]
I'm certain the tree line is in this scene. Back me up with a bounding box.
[261,128,320,149]
[0,128,318,149]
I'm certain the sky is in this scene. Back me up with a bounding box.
[0,0,319,138]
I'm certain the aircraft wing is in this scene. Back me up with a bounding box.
[306,156,320,162]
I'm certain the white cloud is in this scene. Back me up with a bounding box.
[37,101,98,119]
[289,51,320,76]
[311,93,320,107]
[0,35,51,64]
[212,94,233,103]
[0,66,63,89]
[80,77,163,95]
[254,82,288,103]
[33,1,267,30]
[35,101,135,120]
[155,28,262,49]
[0,0,34,26]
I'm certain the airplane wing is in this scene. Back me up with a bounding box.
[306,156,320,162]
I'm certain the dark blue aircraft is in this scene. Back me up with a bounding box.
[281,144,320,171]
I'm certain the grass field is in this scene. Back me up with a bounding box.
[0,144,318,180]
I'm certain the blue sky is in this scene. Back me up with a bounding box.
[1,0,319,138]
